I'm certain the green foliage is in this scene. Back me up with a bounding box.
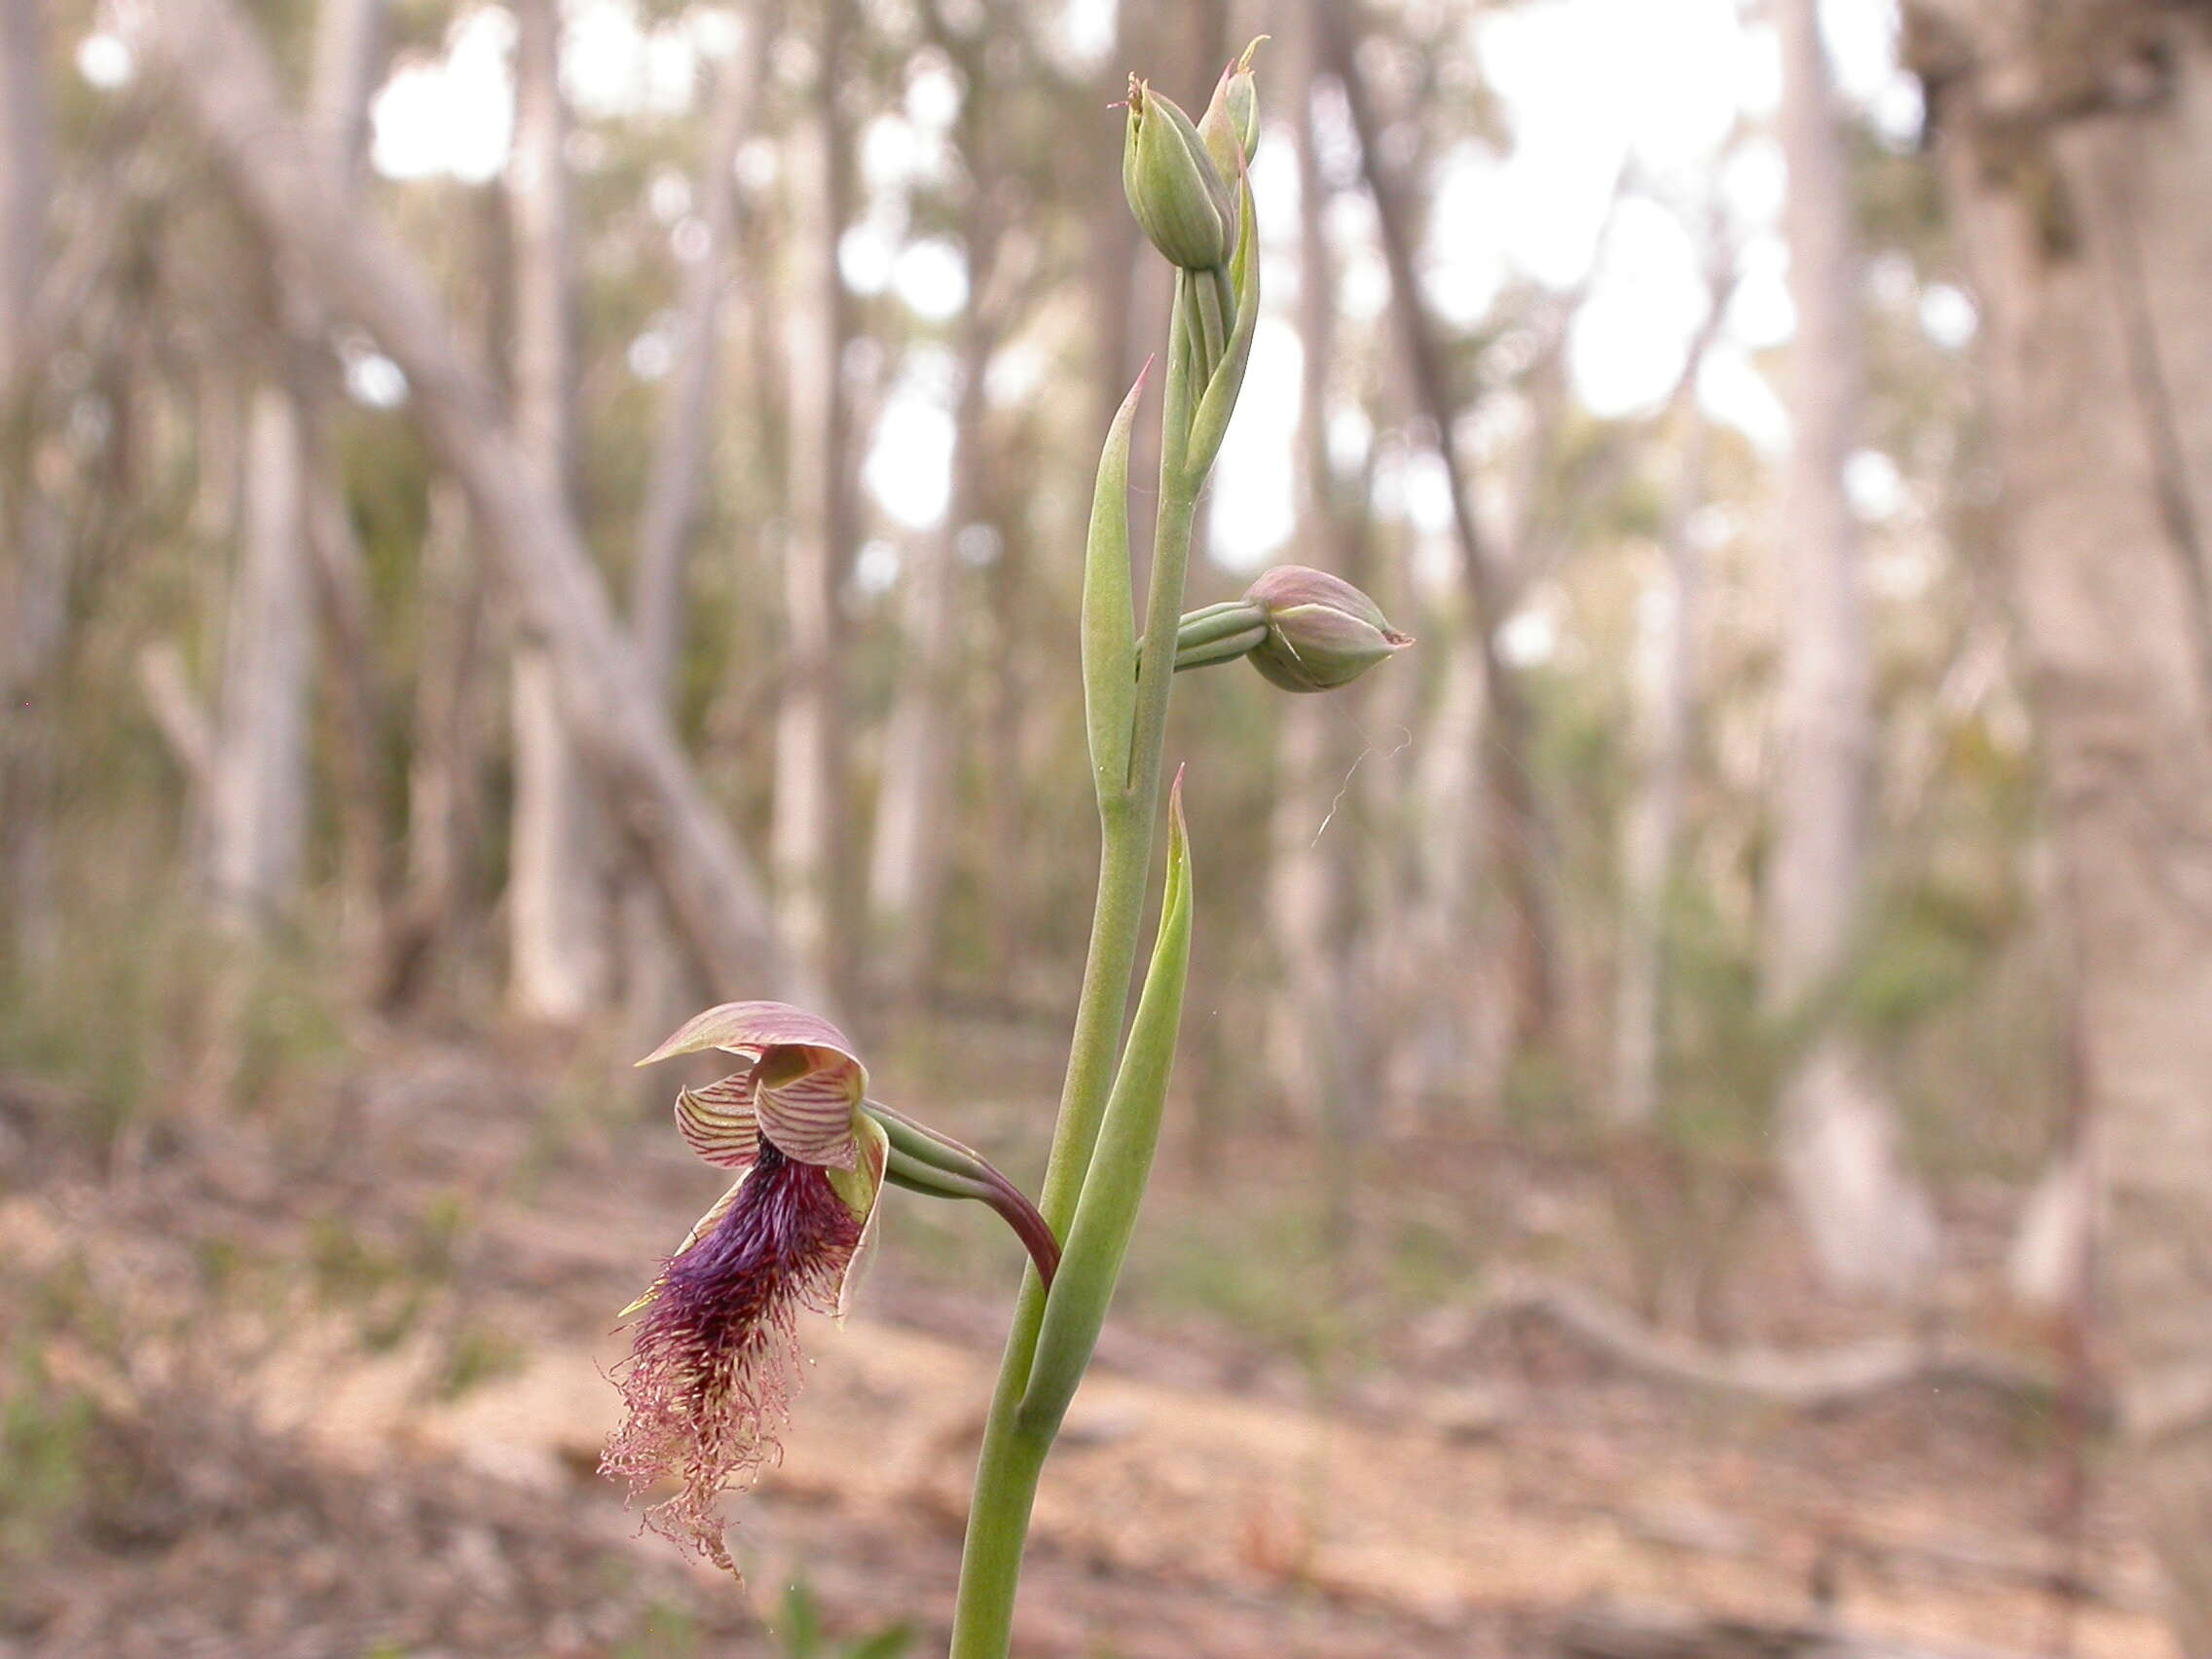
[1848,890,1990,1036]
[434,1323,528,1402]
[306,1191,470,1351]
[611,1601,706,1659]
[1131,1197,1339,1353]
[0,1344,96,1560]
[772,1581,914,1659]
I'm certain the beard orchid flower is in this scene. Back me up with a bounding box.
[604,1000,1056,1575]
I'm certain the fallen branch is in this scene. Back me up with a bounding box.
[1557,1599,2040,1659]
[1465,1272,2093,1419]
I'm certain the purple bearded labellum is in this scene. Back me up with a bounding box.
[603,1001,887,1575]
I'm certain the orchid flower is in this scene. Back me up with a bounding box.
[604,1001,1055,1575]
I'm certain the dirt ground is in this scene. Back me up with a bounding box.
[0,1040,2177,1659]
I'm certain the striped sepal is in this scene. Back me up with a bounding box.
[639,1000,859,1067]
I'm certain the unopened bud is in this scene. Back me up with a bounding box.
[1242,565,1414,692]
[1198,37,1266,184]
[1123,76,1235,272]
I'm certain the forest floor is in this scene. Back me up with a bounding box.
[0,1028,2176,1659]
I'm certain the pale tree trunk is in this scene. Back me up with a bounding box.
[1610,413,1708,1130]
[0,0,43,402]
[1609,278,1731,1130]
[620,31,759,1054]
[1268,2,1359,1171]
[308,461,391,972]
[0,0,62,970]
[390,190,505,1005]
[304,0,389,977]
[866,45,997,1004]
[631,33,757,697]
[774,0,854,1003]
[204,383,313,927]
[866,320,981,1001]
[1905,5,2212,1643]
[2009,1123,2099,1312]
[138,0,818,1011]
[1765,0,1938,1297]
[1407,646,1498,1114]
[308,0,381,182]
[979,449,1029,985]
[387,481,487,1007]
[202,0,384,940]
[1606,357,1718,1330]
[507,0,612,1021]
[1319,4,1566,1062]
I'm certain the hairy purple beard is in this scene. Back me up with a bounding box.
[603,1143,863,1574]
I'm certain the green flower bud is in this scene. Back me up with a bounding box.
[1198,37,1266,185]
[1123,76,1235,272]
[1242,565,1414,693]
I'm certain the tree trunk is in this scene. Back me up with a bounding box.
[631,34,758,698]
[866,52,999,1005]
[201,0,385,944]
[866,333,979,1002]
[1905,5,2212,1643]
[304,0,390,980]
[307,461,393,971]
[617,30,760,1061]
[504,0,612,1022]
[1767,0,1938,1297]
[1318,3,1566,1063]
[387,481,487,1007]
[1610,414,1707,1130]
[308,0,381,182]
[0,0,45,401]
[138,0,817,1011]
[1609,276,1732,1131]
[773,0,854,1003]
[204,383,314,929]
[0,0,62,971]
[1268,1,1360,1164]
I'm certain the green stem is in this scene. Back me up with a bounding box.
[947,279,1202,1659]
[1192,266,1227,386]
[1172,623,1267,670]
[869,1104,1065,1287]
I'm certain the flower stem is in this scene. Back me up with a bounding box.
[946,280,1201,1659]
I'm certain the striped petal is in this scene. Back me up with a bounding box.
[755,1045,866,1169]
[637,1001,863,1074]
[674,1072,760,1169]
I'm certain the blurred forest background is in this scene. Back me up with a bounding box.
[7,0,2212,1655]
